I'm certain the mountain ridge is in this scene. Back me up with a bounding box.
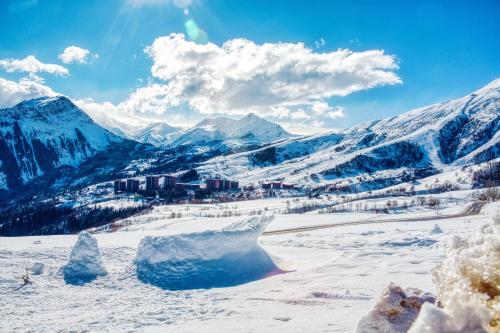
[195,79,500,190]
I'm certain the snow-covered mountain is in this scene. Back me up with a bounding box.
[171,113,292,147]
[0,96,128,193]
[196,79,500,189]
[126,122,180,146]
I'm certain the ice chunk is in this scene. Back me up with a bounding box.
[430,224,443,234]
[409,302,490,333]
[136,215,281,290]
[63,231,107,284]
[355,283,435,333]
[410,218,500,332]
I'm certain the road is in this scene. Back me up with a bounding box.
[262,201,485,236]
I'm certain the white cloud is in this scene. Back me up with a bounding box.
[0,55,68,76]
[314,38,325,48]
[290,109,311,120]
[0,77,57,108]
[144,33,401,118]
[311,101,345,119]
[279,120,333,135]
[326,107,345,119]
[59,46,98,64]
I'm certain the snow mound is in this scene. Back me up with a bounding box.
[430,224,443,235]
[136,215,281,290]
[410,216,500,332]
[31,262,48,275]
[355,283,436,333]
[63,231,107,284]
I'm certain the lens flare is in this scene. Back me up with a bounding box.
[173,0,191,9]
[184,19,199,40]
[184,18,208,44]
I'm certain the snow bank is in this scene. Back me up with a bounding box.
[136,215,281,290]
[409,214,500,333]
[63,231,107,284]
[355,283,435,333]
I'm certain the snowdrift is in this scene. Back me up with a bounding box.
[135,215,281,290]
[63,231,107,284]
[355,284,436,333]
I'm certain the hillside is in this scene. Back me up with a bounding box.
[196,79,500,190]
[0,96,146,201]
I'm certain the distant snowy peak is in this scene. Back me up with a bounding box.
[0,95,124,190]
[172,113,292,146]
[127,122,180,146]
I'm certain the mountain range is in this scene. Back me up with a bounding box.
[196,79,499,190]
[0,79,498,203]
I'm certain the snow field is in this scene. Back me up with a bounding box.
[0,200,497,332]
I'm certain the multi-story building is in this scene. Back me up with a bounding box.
[126,179,140,193]
[162,175,177,189]
[145,176,160,193]
[114,180,127,193]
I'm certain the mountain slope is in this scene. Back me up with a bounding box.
[0,96,130,194]
[196,79,500,188]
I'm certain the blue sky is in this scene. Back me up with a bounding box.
[0,0,499,133]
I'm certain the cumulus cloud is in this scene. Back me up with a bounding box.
[144,33,401,117]
[312,101,345,119]
[0,55,68,76]
[0,77,57,108]
[59,46,98,64]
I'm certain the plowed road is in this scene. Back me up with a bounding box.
[262,201,485,236]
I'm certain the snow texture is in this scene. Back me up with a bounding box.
[410,214,500,333]
[355,283,436,333]
[62,231,107,284]
[135,215,281,290]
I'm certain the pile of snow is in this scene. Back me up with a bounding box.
[31,262,48,275]
[355,283,436,333]
[430,224,443,235]
[62,231,107,284]
[409,214,500,332]
[136,215,281,290]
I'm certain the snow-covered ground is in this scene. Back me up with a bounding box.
[0,198,498,332]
